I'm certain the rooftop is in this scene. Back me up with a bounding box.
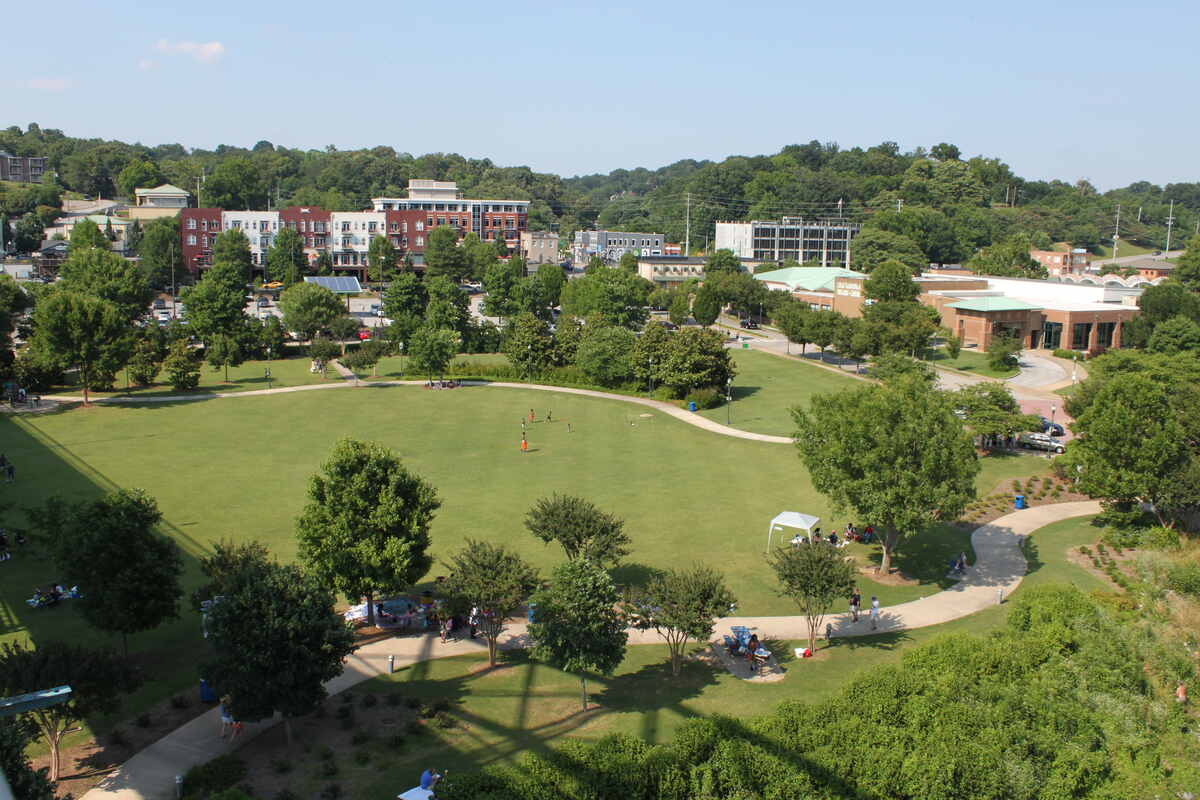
[135,183,191,197]
[946,297,1042,312]
[754,266,863,293]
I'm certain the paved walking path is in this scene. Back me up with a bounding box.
[45,378,793,444]
[81,500,1100,800]
[1006,351,1067,389]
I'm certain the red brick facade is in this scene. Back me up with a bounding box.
[180,208,224,272]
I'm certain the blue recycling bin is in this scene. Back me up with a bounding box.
[199,678,217,703]
[527,602,538,623]
[688,401,697,412]
[1014,494,1027,510]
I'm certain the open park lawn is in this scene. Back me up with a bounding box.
[926,347,1019,379]
[227,514,1110,800]
[53,354,338,398]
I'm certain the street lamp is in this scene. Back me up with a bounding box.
[399,342,405,377]
[264,366,272,390]
[1050,404,1056,426]
[648,356,654,394]
[1071,355,1078,385]
[726,377,733,425]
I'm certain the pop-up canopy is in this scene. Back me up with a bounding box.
[766,511,820,551]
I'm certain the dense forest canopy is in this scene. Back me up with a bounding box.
[3,123,1197,261]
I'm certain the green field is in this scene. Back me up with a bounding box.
[1094,241,1158,259]
[267,514,1111,799]
[927,347,1020,379]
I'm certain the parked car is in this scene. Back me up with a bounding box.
[657,320,679,331]
[739,319,759,329]
[256,297,271,308]
[1017,432,1065,454]
[1039,417,1065,437]
[152,298,167,310]
[358,329,371,341]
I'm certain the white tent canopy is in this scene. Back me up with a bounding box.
[766,511,820,551]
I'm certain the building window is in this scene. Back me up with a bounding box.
[1071,322,1092,350]
[187,235,196,246]
[427,217,435,227]
[342,222,350,232]
[187,218,196,230]
[415,221,424,231]
[368,222,377,232]
[1041,321,1062,350]
[1097,321,1117,348]
[415,236,424,247]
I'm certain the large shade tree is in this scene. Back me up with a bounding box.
[628,565,736,676]
[525,494,631,567]
[31,291,131,404]
[297,438,441,627]
[279,280,342,341]
[792,377,979,574]
[441,540,540,666]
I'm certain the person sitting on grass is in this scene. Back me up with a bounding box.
[419,767,443,792]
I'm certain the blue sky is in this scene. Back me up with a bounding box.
[5,0,1196,189]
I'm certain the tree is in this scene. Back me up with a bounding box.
[986,334,1022,372]
[534,263,566,308]
[493,234,510,259]
[12,213,44,253]
[138,216,182,290]
[848,228,926,274]
[183,261,247,343]
[575,325,637,387]
[0,212,10,253]
[0,642,139,782]
[203,553,354,746]
[441,540,540,666]
[307,336,340,375]
[529,559,628,710]
[1147,315,1200,354]
[424,275,470,333]
[268,227,307,285]
[279,280,342,341]
[1124,282,1200,347]
[382,271,428,319]
[559,267,651,329]
[205,333,244,382]
[33,488,183,656]
[483,256,526,320]
[792,377,979,574]
[461,232,497,280]
[659,327,735,396]
[408,325,459,382]
[125,218,143,253]
[768,543,855,654]
[863,259,920,302]
[68,218,109,252]
[58,246,153,322]
[632,318,672,390]
[525,494,630,567]
[368,234,397,283]
[690,285,720,327]
[329,315,361,356]
[0,717,62,800]
[966,235,1047,279]
[190,538,271,611]
[705,249,741,273]
[870,352,936,385]
[628,565,735,676]
[1172,235,1200,291]
[201,157,266,209]
[944,333,962,360]
[423,225,468,281]
[1069,374,1195,528]
[668,290,690,326]
[949,382,1038,446]
[32,292,130,404]
[115,159,164,198]
[315,249,333,275]
[211,229,253,282]
[163,338,200,391]
[296,438,441,628]
[342,337,389,377]
[126,333,163,385]
[503,312,556,379]
[618,250,639,273]
[773,300,812,354]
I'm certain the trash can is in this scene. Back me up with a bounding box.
[199,678,216,704]
[688,401,697,412]
[1014,494,1027,510]
[742,342,749,349]
[527,602,537,623]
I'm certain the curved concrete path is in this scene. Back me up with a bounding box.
[46,378,793,444]
[1006,351,1068,389]
[81,500,1100,800]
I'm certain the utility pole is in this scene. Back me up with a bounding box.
[896,198,903,212]
[1164,200,1175,255]
[1111,204,1121,262]
[1137,206,1142,223]
[684,192,691,258]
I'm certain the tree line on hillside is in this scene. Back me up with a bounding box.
[4,122,1199,269]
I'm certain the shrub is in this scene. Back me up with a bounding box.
[135,712,153,728]
[359,693,377,709]
[335,705,353,720]
[431,698,452,713]
[1101,527,1143,549]
[108,727,129,748]
[170,694,190,710]
[406,719,424,735]
[183,755,247,798]
[433,711,457,729]
[385,693,402,707]
[685,387,722,410]
[270,757,293,775]
[339,692,354,704]
[353,749,371,766]
[404,697,421,710]
[351,730,373,746]
[1166,564,1200,597]
[1143,526,1181,550]
[318,759,338,779]
[1052,348,1080,360]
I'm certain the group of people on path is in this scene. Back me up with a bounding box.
[847,588,882,631]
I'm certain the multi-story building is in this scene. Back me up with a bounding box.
[715,218,861,268]
[1030,248,1090,277]
[572,230,664,265]
[520,231,560,266]
[130,184,191,221]
[371,180,529,250]
[0,151,48,183]
[180,181,528,278]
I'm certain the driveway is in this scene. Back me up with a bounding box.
[1006,351,1066,389]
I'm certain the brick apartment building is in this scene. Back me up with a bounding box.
[180,180,528,279]
[0,151,47,183]
[1031,248,1091,277]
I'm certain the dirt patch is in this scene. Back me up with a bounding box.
[28,688,215,798]
[705,642,786,683]
[960,471,1091,527]
[1065,543,1139,590]
[858,566,919,586]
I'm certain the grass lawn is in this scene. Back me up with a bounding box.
[926,347,1019,379]
[696,349,860,437]
[52,355,339,398]
[264,514,1110,800]
[1094,241,1157,259]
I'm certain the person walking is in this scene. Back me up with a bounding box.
[869,596,880,630]
[849,589,861,623]
[546,409,552,423]
[528,408,535,422]
[468,606,479,639]
[520,436,528,453]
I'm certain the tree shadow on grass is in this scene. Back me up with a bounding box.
[863,523,974,589]
[609,562,663,595]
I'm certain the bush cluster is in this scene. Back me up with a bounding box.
[182,755,247,799]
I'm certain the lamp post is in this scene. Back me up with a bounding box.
[726,377,733,425]
[648,356,654,394]
[1071,355,1078,385]
[399,342,405,378]
[265,366,272,390]
[1050,404,1056,426]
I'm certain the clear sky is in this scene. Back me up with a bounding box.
[5,0,1196,189]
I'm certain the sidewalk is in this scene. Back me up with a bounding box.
[80,500,1100,800]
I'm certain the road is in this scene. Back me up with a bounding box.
[1093,248,1181,266]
